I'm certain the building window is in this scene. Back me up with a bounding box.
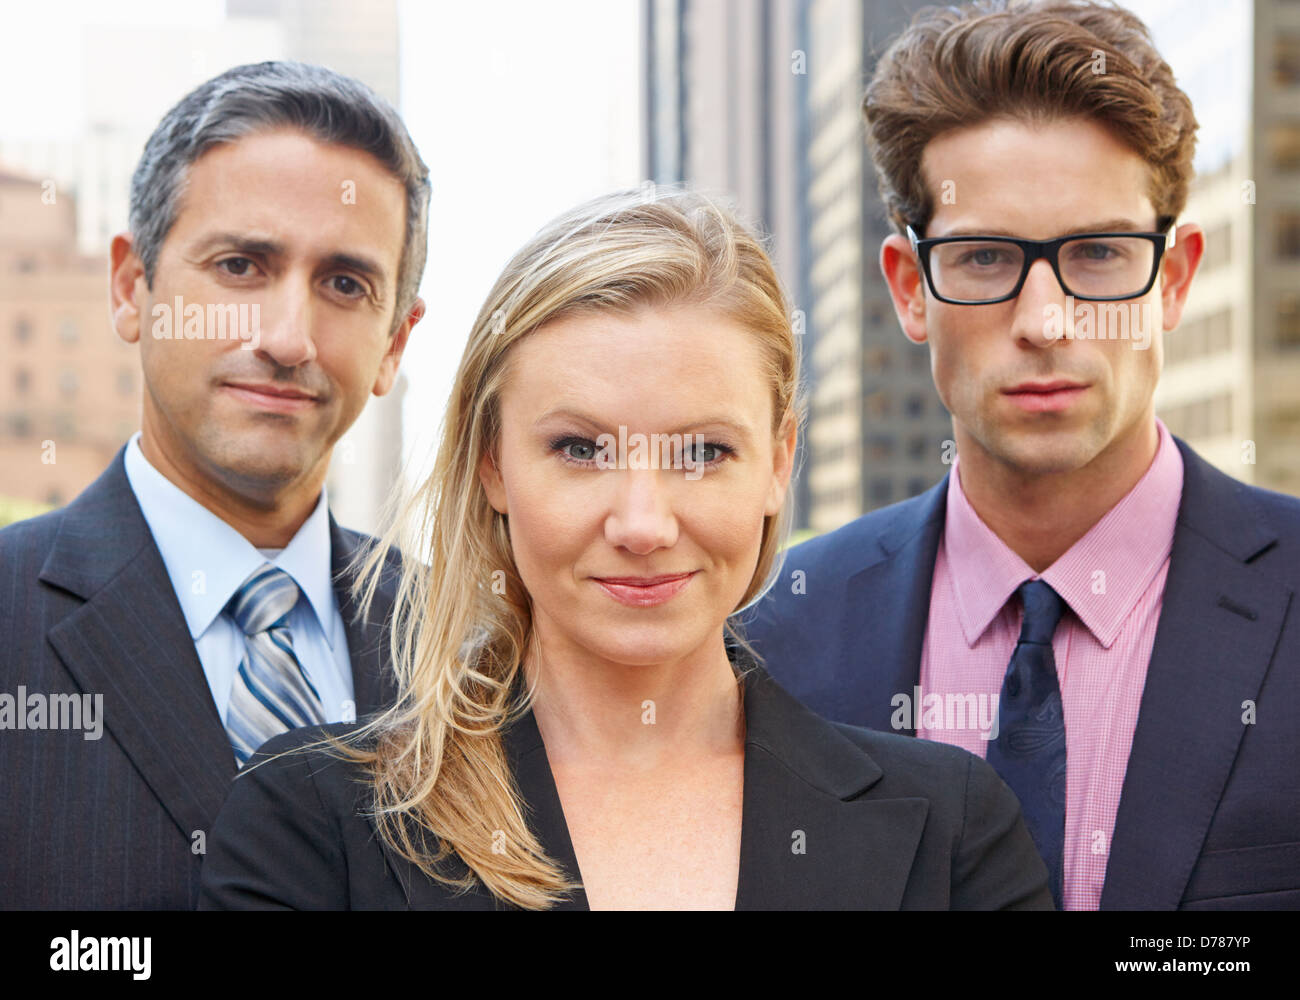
[866,434,894,460]
[869,478,894,505]
[14,316,33,343]
[1271,124,1300,171]
[1279,295,1300,349]
[1276,34,1300,87]
[865,390,893,418]
[58,369,78,398]
[8,413,31,437]
[1279,211,1300,258]
[58,318,79,344]
[1160,392,1233,440]
[14,368,30,394]
[54,413,76,437]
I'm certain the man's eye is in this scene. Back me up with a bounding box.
[217,257,256,277]
[683,442,732,465]
[330,275,365,297]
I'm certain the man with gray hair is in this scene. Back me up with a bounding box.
[0,61,427,908]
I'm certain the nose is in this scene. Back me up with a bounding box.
[253,272,317,368]
[604,468,679,555]
[1009,258,1071,349]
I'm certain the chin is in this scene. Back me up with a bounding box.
[992,428,1104,476]
[202,434,317,492]
[579,622,709,669]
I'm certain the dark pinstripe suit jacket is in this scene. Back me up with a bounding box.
[0,447,400,909]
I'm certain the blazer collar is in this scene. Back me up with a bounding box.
[328,515,400,718]
[395,659,928,909]
[840,477,948,731]
[39,447,237,843]
[1101,437,1290,909]
[38,446,399,843]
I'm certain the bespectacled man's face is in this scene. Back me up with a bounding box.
[881,116,1203,479]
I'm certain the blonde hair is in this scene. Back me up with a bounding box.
[342,187,804,909]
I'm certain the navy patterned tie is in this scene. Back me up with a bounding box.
[224,563,327,767]
[985,580,1067,909]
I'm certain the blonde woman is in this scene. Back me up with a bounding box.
[199,189,1052,910]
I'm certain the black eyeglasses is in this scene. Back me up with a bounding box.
[906,220,1175,305]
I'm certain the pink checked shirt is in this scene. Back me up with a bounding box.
[917,419,1184,910]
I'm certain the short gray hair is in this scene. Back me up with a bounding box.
[128,60,430,329]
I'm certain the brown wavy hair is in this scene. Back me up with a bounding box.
[863,0,1198,234]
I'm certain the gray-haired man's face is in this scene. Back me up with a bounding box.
[111,126,421,506]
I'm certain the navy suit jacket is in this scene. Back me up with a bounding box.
[0,448,400,909]
[741,437,1300,909]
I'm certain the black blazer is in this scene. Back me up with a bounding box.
[742,437,1300,909]
[198,661,1053,910]
[0,447,400,909]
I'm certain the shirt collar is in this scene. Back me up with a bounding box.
[122,432,338,646]
[943,418,1184,649]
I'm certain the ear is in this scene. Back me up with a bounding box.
[478,447,507,515]
[110,232,147,345]
[1159,223,1204,332]
[372,296,426,396]
[764,408,799,517]
[880,234,929,345]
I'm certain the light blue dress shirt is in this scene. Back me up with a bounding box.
[122,432,356,727]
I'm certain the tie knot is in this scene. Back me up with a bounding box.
[227,563,300,636]
[1016,579,1064,645]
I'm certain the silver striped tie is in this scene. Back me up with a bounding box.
[225,563,327,767]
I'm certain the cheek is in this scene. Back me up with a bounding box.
[927,335,967,411]
[679,478,769,562]
[139,338,213,401]
[501,478,588,581]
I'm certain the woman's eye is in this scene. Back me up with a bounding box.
[553,437,598,463]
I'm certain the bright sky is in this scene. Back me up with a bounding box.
[398,0,642,483]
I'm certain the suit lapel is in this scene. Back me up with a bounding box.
[390,665,930,910]
[734,667,928,909]
[39,450,235,843]
[387,708,589,911]
[1101,440,1291,909]
[328,517,399,718]
[839,477,947,732]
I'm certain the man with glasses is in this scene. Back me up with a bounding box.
[744,0,1300,910]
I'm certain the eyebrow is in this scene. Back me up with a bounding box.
[534,407,754,440]
[937,219,1153,238]
[186,232,390,286]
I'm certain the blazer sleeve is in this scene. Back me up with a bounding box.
[951,753,1055,910]
[197,730,351,911]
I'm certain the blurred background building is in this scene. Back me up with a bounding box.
[1,0,1293,538]
[645,0,1300,536]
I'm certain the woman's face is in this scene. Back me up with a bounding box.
[479,302,796,671]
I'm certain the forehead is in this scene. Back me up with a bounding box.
[167,127,407,262]
[499,304,773,430]
[920,116,1156,240]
